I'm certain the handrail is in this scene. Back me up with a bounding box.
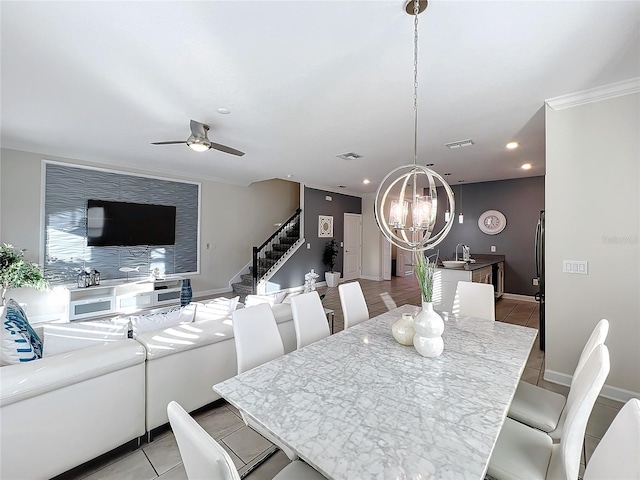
[252,208,302,292]
[257,208,301,252]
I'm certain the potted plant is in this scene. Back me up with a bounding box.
[322,239,340,288]
[0,244,49,306]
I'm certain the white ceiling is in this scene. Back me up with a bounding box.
[2,1,639,195]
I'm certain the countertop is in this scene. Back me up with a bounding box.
[438,254,505,272]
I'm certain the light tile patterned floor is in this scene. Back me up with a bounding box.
[54,277,623,480]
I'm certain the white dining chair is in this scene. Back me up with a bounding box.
[290,291,330,349]
[167,401,325,480]
[231,303,298,460]
[453,281,495,321]
[508,319,609,441]
[232,303,284,374]
[583,398,640,480]
[487,344,610,480]
[338,281,369,329]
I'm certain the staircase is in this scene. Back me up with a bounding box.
[231,209,302,298]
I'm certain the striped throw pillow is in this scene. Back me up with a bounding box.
[1,299,43,365]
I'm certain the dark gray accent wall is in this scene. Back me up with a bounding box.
[44,163,199,284]
[432,176,544,295]
[269,187,362,290]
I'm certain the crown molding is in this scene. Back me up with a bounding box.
[546,77,640,111]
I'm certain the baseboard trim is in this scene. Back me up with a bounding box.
[360,275,383,281]
[501,293,537,303]
[544,369,639,403]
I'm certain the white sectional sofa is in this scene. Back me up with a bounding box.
[0,339,146,480]
[0,295,296,479]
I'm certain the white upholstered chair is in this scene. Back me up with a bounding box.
[453,281,495,320]
[487,344,610,480]
[232,303,284,374]
[338,281,369,330]
[231,303,297,460]
[167,401,325,480]
[583,398,640,480]
[508,319,609,442]
[290,291,330,349]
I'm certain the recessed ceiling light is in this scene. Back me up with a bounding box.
[217,108,231,114]
[458,180,465,183]
[286,174,293,178]
[426,163,434,167]
[363,179,370,184]
[338,185,346,188]
[506,142,519,149]
[444,173,452,176]
[521,163,532,170]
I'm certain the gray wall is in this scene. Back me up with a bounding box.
[269,186,362,289]
[433,176,544,295]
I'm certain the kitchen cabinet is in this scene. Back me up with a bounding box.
[433,256,504,312]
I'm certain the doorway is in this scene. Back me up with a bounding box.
[343,213,362,281]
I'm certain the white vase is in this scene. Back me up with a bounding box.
[413,301,444,357]
[392,313,415,346]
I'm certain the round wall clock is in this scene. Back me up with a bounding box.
[478,210,507,235]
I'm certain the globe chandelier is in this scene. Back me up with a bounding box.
[374,0,455,252]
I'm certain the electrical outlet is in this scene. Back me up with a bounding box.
[491,245,496,252]
[533,278,539,286]
[307,243,311,249]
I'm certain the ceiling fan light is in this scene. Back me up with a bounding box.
[187,135,211,152]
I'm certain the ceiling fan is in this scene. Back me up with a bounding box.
[152,119,245,156]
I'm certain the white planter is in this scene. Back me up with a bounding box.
[325,272,341,288]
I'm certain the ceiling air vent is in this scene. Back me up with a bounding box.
[336,152,362,161]
[444,139,474,149]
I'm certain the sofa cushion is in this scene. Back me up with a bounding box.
[42,321,130,357]
[193,297,239,323]
[244,292,287,307]
[134,318,235,360]
[271,303,293,324]
[0,339,145,407]
[128,304,196,337]
[1,300,43,365]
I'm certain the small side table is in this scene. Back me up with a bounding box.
[323,308,335,334]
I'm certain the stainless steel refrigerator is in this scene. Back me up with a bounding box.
[535,210,545,351]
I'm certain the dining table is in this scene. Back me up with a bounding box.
[213,304,537,480]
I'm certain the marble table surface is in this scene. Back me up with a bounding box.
[214,304,537,480]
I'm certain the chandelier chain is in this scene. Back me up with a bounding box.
[413,0,420,166]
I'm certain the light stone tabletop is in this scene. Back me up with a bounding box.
[214,304,537,480]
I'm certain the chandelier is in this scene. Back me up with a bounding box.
[374,0,455,252]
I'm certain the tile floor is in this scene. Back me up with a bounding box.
[54,276,624,480]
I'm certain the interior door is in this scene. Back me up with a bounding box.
[382,237,391,280]
[343,213,362,281]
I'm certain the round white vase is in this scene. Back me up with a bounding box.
[413,301,444,357]
[392,313,415,346]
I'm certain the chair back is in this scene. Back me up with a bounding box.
[291,291,330,349]
[167,401,241,480]
[454,281,495,320]
[572,319,609,386]
[232,303,284,374]
[583,398,640,480]
[555,344,610,480]
[338,281,369,329]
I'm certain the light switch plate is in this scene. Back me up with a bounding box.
[563,260,588,275]
[491,245,496,252]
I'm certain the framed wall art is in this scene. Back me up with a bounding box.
[318,215,333,237]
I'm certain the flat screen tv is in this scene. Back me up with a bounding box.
[87,199,176,247]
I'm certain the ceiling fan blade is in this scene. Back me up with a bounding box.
[190,119,209,138]
[209,142,245,157]
[151,141,187,145]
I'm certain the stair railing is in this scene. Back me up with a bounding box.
[252,208,302,293]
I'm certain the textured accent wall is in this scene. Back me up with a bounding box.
[44,162,199,284]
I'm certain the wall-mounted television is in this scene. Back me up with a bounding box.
[87,199,177,247]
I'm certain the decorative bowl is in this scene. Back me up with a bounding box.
[442,260,467,269]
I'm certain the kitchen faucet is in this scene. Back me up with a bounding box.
[456,244,471,262]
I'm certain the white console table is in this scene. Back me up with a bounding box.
[64,277,185,321]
